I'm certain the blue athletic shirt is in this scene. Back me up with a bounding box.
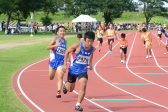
[158,28,162,34]
[69,42,94,76]
[164,32,168,40]
[54,36,66,60]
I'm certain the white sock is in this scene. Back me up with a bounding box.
[76,102,80,106]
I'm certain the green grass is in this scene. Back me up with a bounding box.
[0,31,82,44]
[0,36,79,112]
[0,12,167,24]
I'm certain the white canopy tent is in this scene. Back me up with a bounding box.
[72,15,97,23]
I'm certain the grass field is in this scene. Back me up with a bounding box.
[0,12,167,24]
[0,31,84,44]
[0,36,80,112]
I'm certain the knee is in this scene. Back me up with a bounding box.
[49,76,54,80]
[80,84,87,90]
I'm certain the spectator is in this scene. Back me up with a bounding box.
[5,28,8,34]
[75,23,79,33]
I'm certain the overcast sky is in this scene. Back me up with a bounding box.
[133,0,168,7]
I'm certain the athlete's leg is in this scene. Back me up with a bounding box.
[48,65,56,80]
[158,35,161,45]
[145,44,149,58]
[109,41,113,51]
[149,46,152,56]
[98,40,101,51]
[77,78,87,104]
[56,66,65,91]
[64,72,76,92]
[166,43,168,52]
[120,49,123,62]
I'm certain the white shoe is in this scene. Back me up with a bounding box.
[149,56,152,58]
[123,60,126,63]
[146,56,149,58]
[121,60,123,63]
[159,43,161,46]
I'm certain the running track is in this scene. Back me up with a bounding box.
[13,31,168,112]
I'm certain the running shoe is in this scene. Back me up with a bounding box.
[123,60,126,63]
[149,56,152,58]
[159,43,161,46]
[164,52,168,54]
[56,91,61,98]
[146,56,149,58]
[99,49,101,52]
[75,105,83,111]
[121,60,123,63]
[63,81,68,94]
[109,51,113,54]
[143,45,145,47]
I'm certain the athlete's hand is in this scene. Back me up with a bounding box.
[88,65,92,70]
[62,64,67,73]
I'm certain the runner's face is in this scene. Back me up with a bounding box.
[110,24,113,29]
[57,28,65,38]
[98,26,101,30]
[121,38,125,41]
[84,38,94,48]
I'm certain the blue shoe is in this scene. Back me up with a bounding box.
[109,51,113,54]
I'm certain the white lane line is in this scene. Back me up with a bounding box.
[17,40,113,112]
[151,33,168,73]
[126,33,168,89]
[94,32,168,109]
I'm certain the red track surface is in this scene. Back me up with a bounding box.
[13,31,168,112]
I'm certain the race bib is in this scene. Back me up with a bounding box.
[158,31,161,34]
[56,47,66,55]
[120,45,125,48]
[109,34,113,38]
[98,34,102,37]
[145,39,149,42]
[76,55,89,64]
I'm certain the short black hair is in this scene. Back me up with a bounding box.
[84,31,95,41]
[77,34,82,38]
[56,26,66,33]
[121,33,126,38]
[161,29,165,33]
[109,23,114,26]
[142,28,147,32]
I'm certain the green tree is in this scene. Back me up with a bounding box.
[64,0,98,17]
[138,0,168,25]
[40,0,65,31]
[96,0,136,24]
[0,0,21,29]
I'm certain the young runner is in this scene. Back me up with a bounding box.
[141,28,152,58]
[119,33,128,63]
[137,24,141,32]
[141,24,148,46]
[62,31,96,111]
[156,25,163,45]
[106,23,118,54]
[46,26,67,98]
[96,26,104,52]
[161,29,168,54]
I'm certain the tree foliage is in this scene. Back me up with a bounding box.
[138,0,168,24]
[64,0,136,24]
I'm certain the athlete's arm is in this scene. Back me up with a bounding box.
[46,37,61,50]
[62,43,80,72]
[126,40,128,48]
[114,31,118,40]
[89,48,96,70]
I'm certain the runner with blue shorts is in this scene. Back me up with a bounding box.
[46,26,67,98]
